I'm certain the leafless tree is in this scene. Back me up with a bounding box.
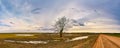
[54,16,70,37]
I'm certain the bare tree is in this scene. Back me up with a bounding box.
[54,16,69,37]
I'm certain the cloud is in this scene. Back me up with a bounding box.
[0,0,120,33]
[53,1,120,32]
[31,8,41,14]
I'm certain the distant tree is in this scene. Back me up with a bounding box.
[54,16,70,37]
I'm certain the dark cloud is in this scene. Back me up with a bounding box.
[31,8,42,14]
[78,23,85,26]
[9,22,14,24]
[72,19,85,26]
[0,23,11,27]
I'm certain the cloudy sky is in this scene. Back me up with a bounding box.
[0,0,120,33]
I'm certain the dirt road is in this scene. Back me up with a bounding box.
[93,34,120,48]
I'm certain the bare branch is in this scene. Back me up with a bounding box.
[53,16,70,37]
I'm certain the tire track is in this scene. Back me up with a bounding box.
[102,35,120,48]
[93,34,120,48]
[92,34,104,48]
[102,35,119,48]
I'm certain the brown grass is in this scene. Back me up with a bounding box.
[0,33,98,48]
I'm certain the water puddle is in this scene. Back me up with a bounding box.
[4,40,48,44]
[66,36,88,42]
[15,34,34,36]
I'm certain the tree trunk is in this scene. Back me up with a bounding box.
[60,28,63,37]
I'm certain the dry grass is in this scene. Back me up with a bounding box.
[0,33,98,48]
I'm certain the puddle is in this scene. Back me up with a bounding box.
[4,36,88,44]
[4,40,48,44]
[4,40,15,42]
[66,36,88,42]
[15,34,34,36]
[53,40,60,41]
